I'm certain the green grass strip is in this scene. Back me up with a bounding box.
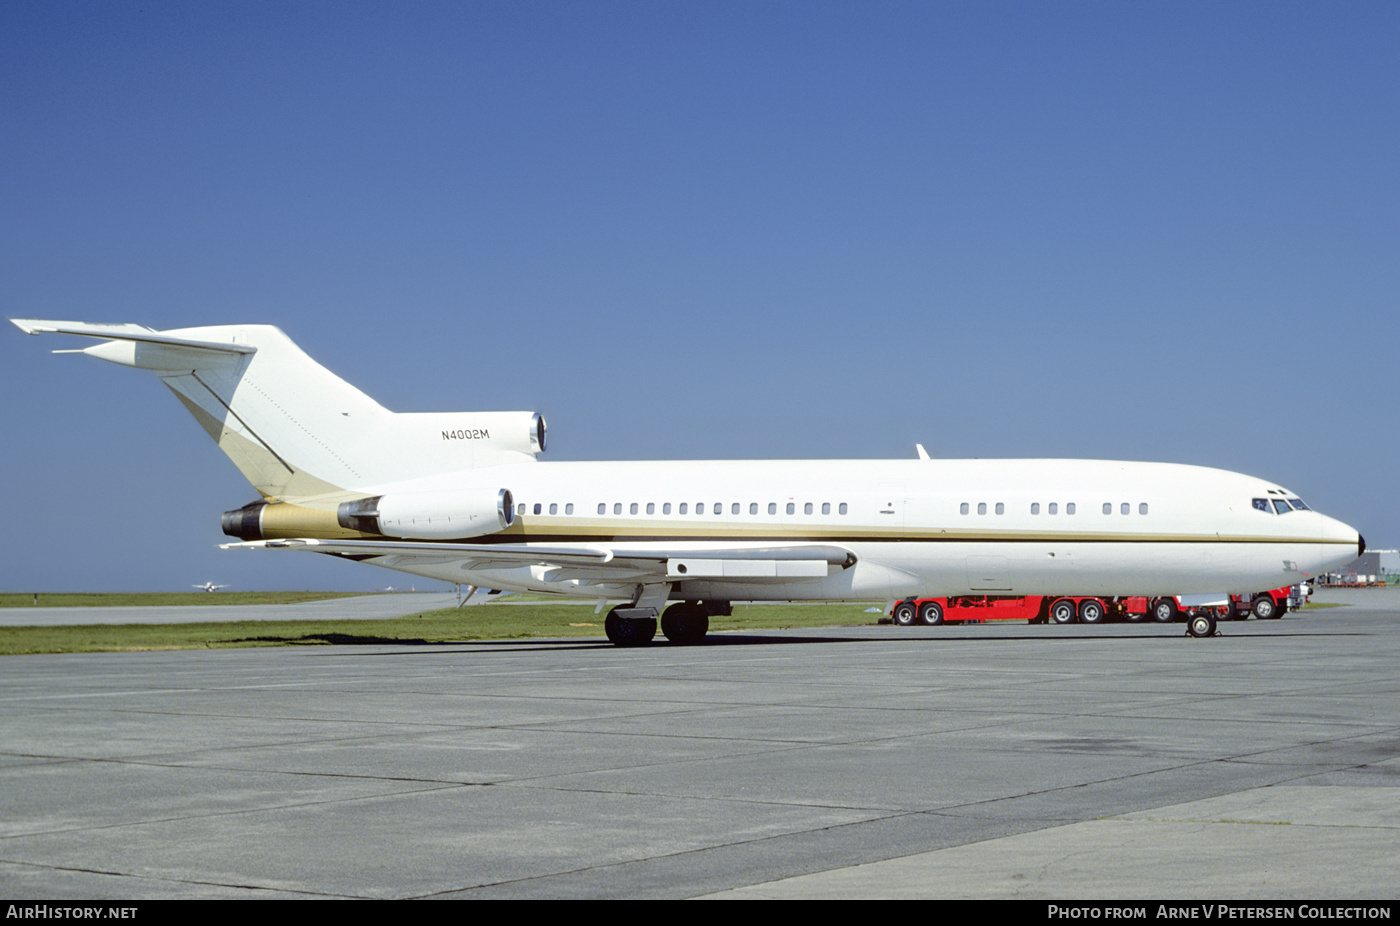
[0,602,885,654]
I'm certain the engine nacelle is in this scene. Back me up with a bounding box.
[222,500,364,541]
[337,487,514,540]
[427,411,546,456]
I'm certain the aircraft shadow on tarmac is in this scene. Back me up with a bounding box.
[232,624,1361,654]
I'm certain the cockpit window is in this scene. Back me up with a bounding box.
[1289,498,1310,510]
[1272,499,1293,514]
[1253,498,1270,512]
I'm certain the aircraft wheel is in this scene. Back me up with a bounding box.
[1050,599,1077,624]
[605,608,657,647]
[661,602,709,645]
[1151,598,1178,623]
[1187,612,1218,638]
[1252,596,1278,620]
[1079,599,1106,624]
[892,601,917,626]
[918,601,944,625]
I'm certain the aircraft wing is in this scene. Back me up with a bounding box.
[223,538,856,581]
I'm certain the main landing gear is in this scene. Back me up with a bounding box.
[603,607,657,647]
[603,596,722,646]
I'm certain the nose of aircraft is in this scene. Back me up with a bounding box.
[1307,513,1364,579]
[1319,512,1364,560]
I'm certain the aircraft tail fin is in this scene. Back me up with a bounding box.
[11,320,545,503]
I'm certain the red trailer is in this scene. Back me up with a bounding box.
[1226,584,1309,620]
[890,595,1049,626]
[890,595,1133,626]
[890,593,1225,635]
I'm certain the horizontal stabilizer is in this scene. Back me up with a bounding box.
[11,319,256,355]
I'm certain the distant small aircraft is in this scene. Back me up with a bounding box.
[193,582,228,593]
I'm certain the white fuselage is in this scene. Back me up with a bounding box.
[12,319,1361,609]
[365,457,1360,601]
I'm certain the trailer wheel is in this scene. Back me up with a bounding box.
[1050,599,1077,624]
[893,602,917,626]
[1252,596,1278,620]
[1187,611,1218,638]
[1151,598,1178,623]
[918,600,944,625]
[1078,599,1106,624]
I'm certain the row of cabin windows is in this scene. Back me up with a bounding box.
[960,502,1150,515]
[518,501,850,517]
[522,503,575,516]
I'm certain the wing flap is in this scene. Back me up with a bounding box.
[223,538,855,581]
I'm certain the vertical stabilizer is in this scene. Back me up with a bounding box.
[12,320,544,502]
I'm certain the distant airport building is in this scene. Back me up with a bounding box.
[1318,550,1396,586]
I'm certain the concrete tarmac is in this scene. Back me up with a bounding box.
[0,586,1396,899]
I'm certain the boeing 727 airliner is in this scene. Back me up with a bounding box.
[12,319,1363,645]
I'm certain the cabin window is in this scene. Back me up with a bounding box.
[822,502,831,515]
[549,503,557,515]
[1031,503,1040,515]
[715,502,722,514]
[804,502,813,515]
[768,502,777,515]
[679,503,688,515]
[732,503,740,515]
[995,502,1004,515]
[1139,503,1148,515]
[646,503,655,515]
[1103,503,1112,515]
[1066,503,1075,515]
[566,503,574,515]
[786,502,795,515]
[839,503,848,515]
[960,502,969,515]
[978,502,987,515]
[628,503,638,515]
[1121,502,1130,515]
[749,502,758,515]
[597,503,605,515]
[614,503,622,515]
[662,503,671,514]
[1048,503,1057,515]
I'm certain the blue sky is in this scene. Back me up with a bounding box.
[3,1,1396,592]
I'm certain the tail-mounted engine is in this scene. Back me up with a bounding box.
[431,412,546,457]
[336,487,515,540]
[222,488,515,541]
